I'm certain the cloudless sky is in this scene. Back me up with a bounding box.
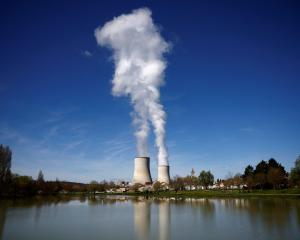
[0,0,299,182]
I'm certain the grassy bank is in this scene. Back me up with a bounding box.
[110,189,300,198]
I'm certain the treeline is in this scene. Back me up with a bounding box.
[0,145,122,197]
[225,157,300,190]
[0,145,91,197]
[1,171,89,198]
[169,157,300,191]
[241,159,287,189]
[170,170,214,191]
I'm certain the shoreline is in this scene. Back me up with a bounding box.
[2,189,300,200]
[105,189,300,199]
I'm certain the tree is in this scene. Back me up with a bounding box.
[107,181,116,190]
[184,174,198,190]
[12,175,36,196]
[243,165,254,178]
[290,155,300,187]
[98,181,106,192]
[233,173,243,189]
[265,158,287,189]
[255,160,268,174]
[0,145,12,196]
[153,181,163,192]
[54,178,63,193]
[268,158,280,169]
[37,170,44,183]
[254,172,267,189]
[36,170,45,193]
[223,177,234,189]
[89,181,98,195]
[243,165,254,189]
[198,170,214,189]
[171,175,185,192]
[131,183,143,192]
[267,167,286,189]
[0,145,12,183]
[254,160,269,189]
[252,158,287,189]
[245,175,254,190]
[191,168,195,177]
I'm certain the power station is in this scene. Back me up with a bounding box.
[132,157,170,185]
[132,157,152,184]
[157,165,170,184]
[98,9,171,187]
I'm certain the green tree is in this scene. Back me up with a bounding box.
[36,170,45,193]
[253,158,287,189]
[254,160,268,188]
[255,160,268,174]
[198,170,214,189]
[243,165,254,189]
[290,155,300,187]
[12,175,36,196]
[0,145,12,194]
[243,165,254,178]
[268,158,280,169]
[89,180,98,195]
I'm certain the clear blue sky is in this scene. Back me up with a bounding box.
[0,0,299,182]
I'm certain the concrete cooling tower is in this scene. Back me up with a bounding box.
[132,157,152,184]
[157,165,170,184]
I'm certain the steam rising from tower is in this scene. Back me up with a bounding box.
[95,8,169,166]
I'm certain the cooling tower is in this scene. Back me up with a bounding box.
[132,157,152,184]
[157,165,170,184]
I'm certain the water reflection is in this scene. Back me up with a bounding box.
[1,196,299,240]
[158,200,170,240]
[0,201,8,239]
[132,198,171,240]
[233,198,299,239]
[133,199,151,240]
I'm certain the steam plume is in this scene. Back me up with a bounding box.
[95,8,169,166]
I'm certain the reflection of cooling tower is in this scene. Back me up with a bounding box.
[158,201,170,240]
[157,165,170,184]
[133,157,152,184]
[133,201,151,240]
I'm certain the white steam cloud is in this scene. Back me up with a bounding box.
[95,8,169,166]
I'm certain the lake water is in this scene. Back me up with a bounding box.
[1,196,299,240]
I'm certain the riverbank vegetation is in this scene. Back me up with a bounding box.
[1,144,300,198]
[116,188,300,198]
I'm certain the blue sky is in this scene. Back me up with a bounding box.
[0,0,299,182]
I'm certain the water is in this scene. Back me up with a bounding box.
[1,196,299,240]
